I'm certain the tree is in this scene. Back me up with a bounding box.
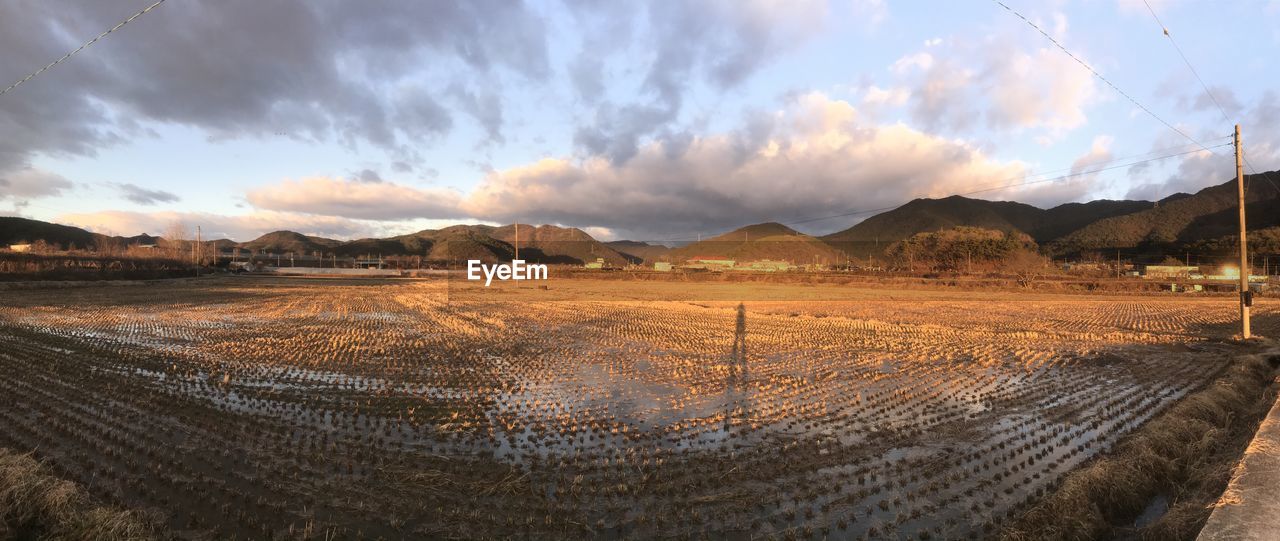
[886,227,1038,273]
[96,235,124,256]
[162,221,191,261]
[1006,249,1046,287]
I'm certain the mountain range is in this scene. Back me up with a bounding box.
[4,171,1278,264]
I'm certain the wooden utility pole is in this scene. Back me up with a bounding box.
[194,226,201,277]
[1235,124,1251,338]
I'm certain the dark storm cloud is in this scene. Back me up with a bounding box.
[0,0,549,175]
[117,182,180,205]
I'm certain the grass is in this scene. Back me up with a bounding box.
[1000,346,1280,541]
[0,449,158,540]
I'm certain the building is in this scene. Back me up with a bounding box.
[744,259,792,272]
[8,244,32,253]
[1142,265,1199,279]
[684,256,735,270]
[584,257,606,269]
[653,262,673,272]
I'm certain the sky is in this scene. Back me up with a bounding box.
[1,0,1278,242]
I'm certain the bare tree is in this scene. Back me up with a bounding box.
[162,221,191,260]
[96,235,124,256]
[1006,250,1047,288]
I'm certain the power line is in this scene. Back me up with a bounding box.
[992,0,1220,158]
[0,0,167,98]
[1141,0,1280,194]
[1140,0,1231,123]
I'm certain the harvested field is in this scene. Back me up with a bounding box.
[0,276,1276,539]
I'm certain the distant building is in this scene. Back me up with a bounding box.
[584,257,607,269]
[1063,262,1105,271]
[653,261,673,272]
[1142,265,1199,279]
[685,256,735,270]
[8,244,32,253]
[744,259,792,272]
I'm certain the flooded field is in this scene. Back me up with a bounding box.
[0,277,1275,539]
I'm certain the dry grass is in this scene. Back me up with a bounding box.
[1001,349,1280,541]
[0,449,157,540]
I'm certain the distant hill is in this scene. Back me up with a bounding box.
[239,231,342,255]
[823,197,1043,244]
[668,222,846,264]
[4,169,1278,262]
[1049,172,1280,255]
[489,224,629,265]
[0,217,101,249]
[605,240,672,264]
[414,225,513,263]
[821,196,1152,246]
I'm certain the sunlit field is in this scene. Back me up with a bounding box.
[1,277,1275,539]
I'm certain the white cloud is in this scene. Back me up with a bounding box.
[861,85,910,113]
[1014,135,1115,206]
[245,177,465,221]
[888,27,1100,137]
[56,210,378,241]
[891,52,935,74]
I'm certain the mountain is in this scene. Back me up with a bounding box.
[667,222,846,264]
[0,217,102,249]
[821,196,1152,247]
[239,231,342,255]
[1034,200,1156,242]
[822,197,1043,245]
[606,240,672,263]
[414,225,513,263]
[489,224,629,265]
[1050,172,1280,255]
[5,169,1278,263]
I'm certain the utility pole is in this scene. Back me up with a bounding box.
[1235,124,1251,338]
[194,226,201,277]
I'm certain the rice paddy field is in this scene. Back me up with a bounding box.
[1,276,1277,540]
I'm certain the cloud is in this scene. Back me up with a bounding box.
[245,177,465,221]
[461,93,1026,239]
[888,26,1099,137]
[116,183,179,205]
[567,0,828,163]
[1126,91,1280,200]
[0,167,74,202]
[56,210,377,241]
[351,169,383,183]
[860,85,910,114]
[0,0,550,178]
[1013,135,1115,207]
